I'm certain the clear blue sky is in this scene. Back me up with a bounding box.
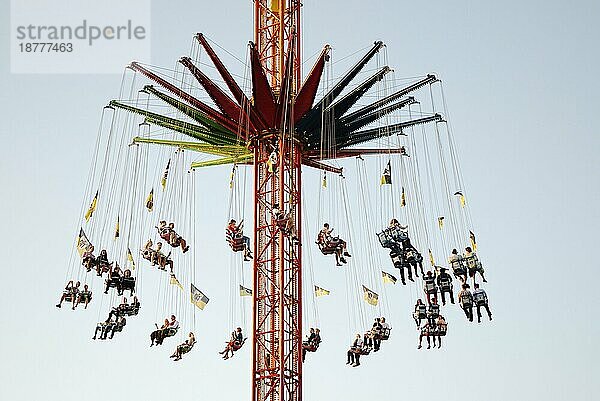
[1,1,598,400]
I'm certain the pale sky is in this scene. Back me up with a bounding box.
[1,1,598,401]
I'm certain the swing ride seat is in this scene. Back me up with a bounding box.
[228,236,246,252]
[413,309,427,321]
[427,305,440,320]
[424,281,437,294]
[421,324,447,337]
[405,249,423,264]
[376,226,408,249]
[302,340,321,353]
[356,346,372,356]
[62,292,78,303]
[163,327,179,339]
[450,258,466,275]
[464,255,483,273]
[231,337,247,351]
[97,262,111,275]
[473,293,488,306]
[374,327,391,341]
[78,291,92,303]
[179,341,196,355]
[439,280,453,292]
[119,303,141,316]
[82,256,96,270]
[120,277,136,295]
[113,322,126,334]
[319,239,341,255]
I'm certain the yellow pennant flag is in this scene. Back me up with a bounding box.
[170,273,184,291]
[76,228,93,257]
[380,161,392,185]
[161,159,171,190]
[401,187,406,207]
[438,216,445,229]
[428,249,435,266]
[314,285,330,297]
[191,283,209,310]
[114,216,120,239]
[362,285,379,306]
[239,285,253,297]
[322,172,327,188]
[84,191,98,222]
[454,191,466,208]
[469,230,477,251]
[145,188,154,212]
[229,165,236,189]
[382,271,397,285]
[127,247,136,270]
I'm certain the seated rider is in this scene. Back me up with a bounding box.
[432,315,447,349]
[82,245,96,272]
[449,248,467,283]
[157,221,189,253]
[56,280,80,309]
[371,318,382,352]
[423,271,438,304]
[427,298,440,326]
[108,297,128,321]
[472,283,492,323]
[272,203,299,243]
[75,284,92,309]
[436,267,455,305]
[418,320,437,350]
[316,223,351,267]
[96,249,110,276]
[458,283,474,322]
[402,237,424,277]
[154,242,174,271]
[161,314,179,338]
[92,316,114,340]
[120,269,135,296]
[151,318,170,346]
[464,246,487,283]
[141,239,156,264]
[413,299,427,328]
[107,316,126,339]
[104,264,122,294]
[219,327,244,360]
[170,332,196,361]
[302,328,319,362]
[346,334,363,367]
[226,219,253,261]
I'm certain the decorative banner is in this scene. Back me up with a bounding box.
[191,283,209,310]
[84,190,98,222]
[469,230,477,251]
[428,249,435,266]
[322,172,327,188]
[127,247,136,270]
[170,273,183,291]
[454,191,466,208]
[380,161,392,185]
[382,271,397,285]
[438,216,445,229]
[76,228,93,257]
[145,188,154,212]
[239,285,253,297]
[314,285,330,297]
[401,187,406,207]
[114,215,120,239]
[362,285,379,306]
[161,158,171,190]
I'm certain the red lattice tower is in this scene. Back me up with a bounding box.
[252,2,303,401]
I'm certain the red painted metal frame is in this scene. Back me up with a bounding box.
[253,2,303,401]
